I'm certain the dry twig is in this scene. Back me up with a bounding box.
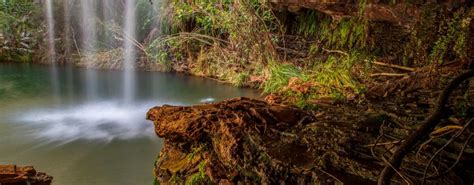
[372,61,416,72]
[365,140,403,147]
[421,118,473,185]
[322,48,349,56]
[370,73,408,77]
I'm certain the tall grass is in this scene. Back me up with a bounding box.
[263,63,306,93]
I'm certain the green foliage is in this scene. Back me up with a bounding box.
[403,5,472,65]
[153,178,160,185]
[0,0,40,62]
[233,72,249,88]
[164,0,232,35]
[320,18,368,50]
[429,8,471,63]
[263,63,306,94]
[293,10,368,52]
[263,52,368,108]
[358,0,367,17]
[163,0,277,36]
[294,10,325,36]
[154,0,279,88]
[146,38,184,71]
[169,174,181,185]
[136,0,157,32]
[311,53,366,98]
[185,162,212,185]
[156,0,373,106]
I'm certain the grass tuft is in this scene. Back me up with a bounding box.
[185,161,211,185]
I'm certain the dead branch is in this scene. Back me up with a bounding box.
[70,27,81,56]
[322,48,349,56]
[373,61,416,72]
[371,121,387,160]
[436,133,473,178]
[370,73,409,77]
[365,140,403,147]
[381,156,413,185]
[421,119,473,184]
[430,125,463,138]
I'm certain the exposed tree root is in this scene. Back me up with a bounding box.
[377,70,474,185]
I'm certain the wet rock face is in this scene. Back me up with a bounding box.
[147,97,376,184]
[0,165,52,185]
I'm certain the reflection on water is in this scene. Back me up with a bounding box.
[0,62,259,185]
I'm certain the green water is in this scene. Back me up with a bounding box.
[0,62,259,185]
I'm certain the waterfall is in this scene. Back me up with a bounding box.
[63,0,75,102]
[63,0,71,57]
[80,0,98,99]
[44,0,60,101]
[42,0,158,103]
[44,0,55,60]
[123,0,137,104]
[101,0,115,48]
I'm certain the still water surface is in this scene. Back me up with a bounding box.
[0,62,259,185]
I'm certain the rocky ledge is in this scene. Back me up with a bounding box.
[0,165,52,185]
[147,97,383,184]
[147,97,474,184]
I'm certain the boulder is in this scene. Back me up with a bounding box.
[0,165,52,185]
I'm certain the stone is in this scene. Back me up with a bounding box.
[147,97,376,184]
[0,165,52,185]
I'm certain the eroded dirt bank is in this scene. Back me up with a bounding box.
[147,92,473,184]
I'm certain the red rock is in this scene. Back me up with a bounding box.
[0,165,52,185]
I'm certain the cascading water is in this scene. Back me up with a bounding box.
[44,0,55,60]
[101,0,115,48]
[34,0,151,142]
[0,2,259,183]
[44,0,60,101]
[62,0,71,57]
[80,0,98,99]
[33,0,168,142]
[63,0,75,102]
[123,0,137,104]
